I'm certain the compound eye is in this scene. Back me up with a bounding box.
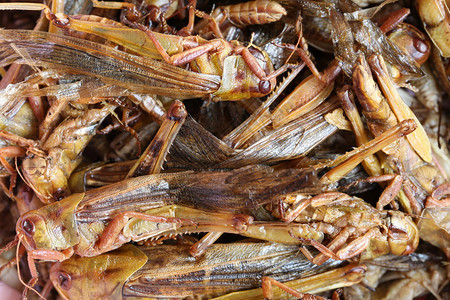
[258,80,271,95]
[19,214,43,239]
[22,218,35,236]
[58,271,72,290]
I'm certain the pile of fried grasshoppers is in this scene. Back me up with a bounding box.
[0,0,448,299]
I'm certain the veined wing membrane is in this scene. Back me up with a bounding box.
[0,29,220,99]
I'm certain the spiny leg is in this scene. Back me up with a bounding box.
[320,119,417,184]
[311,227,355,265]
[97,211,198,252]
[126,17,289,84]
[178,0,224,38]
[23,247,74,298]
[126,100,186,178]
[341,174,403,210]
[274,43,321,80]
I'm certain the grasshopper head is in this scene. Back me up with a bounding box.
[387,211,419,255]
[49,244,147,299]
[16,212,45,251]
[49,262,72,300]
[247,47,277,98]
[16,193,85,251]
[213,46,276,100]
[22,156,71,204]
